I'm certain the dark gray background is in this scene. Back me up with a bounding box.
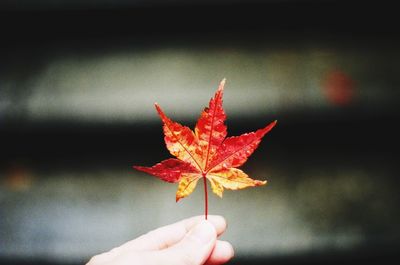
[1,1,399,264]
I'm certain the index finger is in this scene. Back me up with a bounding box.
[114,215,227,252]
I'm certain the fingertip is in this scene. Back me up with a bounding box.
[207,215,227,236]
[206,240,234,265]
[183,215,227,238]
[164,220,217,265]
[218,241,234,258]
[188,220,217,245]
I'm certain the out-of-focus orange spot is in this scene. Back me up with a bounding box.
[322,70,355,106]
[3,166,33,191]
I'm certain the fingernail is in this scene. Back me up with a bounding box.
[191,220,216,244]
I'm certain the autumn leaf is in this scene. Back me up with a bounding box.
[134,79,276,218]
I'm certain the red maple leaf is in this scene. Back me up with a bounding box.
[134,79,276,219]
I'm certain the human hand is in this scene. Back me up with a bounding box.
[86,215,234,265]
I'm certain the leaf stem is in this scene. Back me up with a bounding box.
[202,174,208,220]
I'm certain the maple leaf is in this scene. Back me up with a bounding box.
[134,79,276,218]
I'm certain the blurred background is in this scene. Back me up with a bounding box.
[1,0,399,264]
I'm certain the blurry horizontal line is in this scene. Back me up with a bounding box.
[1,47,399,123]
[1,114,398,171]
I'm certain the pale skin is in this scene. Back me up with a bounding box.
[86,215,234,265]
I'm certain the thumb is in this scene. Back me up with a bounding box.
[155,220,217,265]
